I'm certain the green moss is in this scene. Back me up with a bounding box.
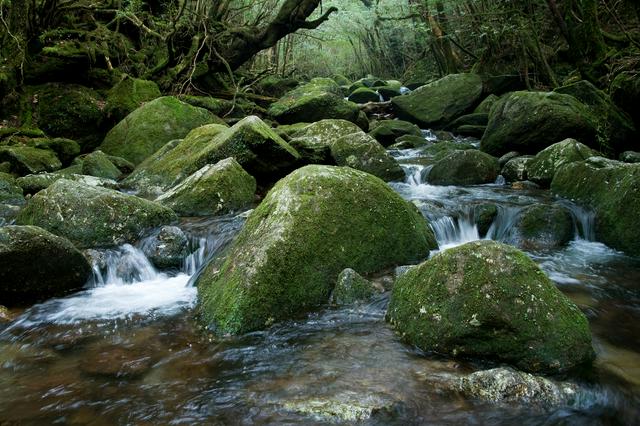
[124,117,298,197]
[81,150,121,180]
[387,241,594,374]
[104,76,161,123]
[428,150,500,185]
[331,268,378,305]
[331,132,405,182]
[515,204,574,250]
[369,120,422,147]
[156,158,256,216]
[196,165,436,335]
[391,73,483,128]
[0,146,62,176]
[100,96,220,165]
[348,87,380,104]
[474,94,500,114]
[527,139,600,187]
[0,172,24,205]
[15,179,177,248]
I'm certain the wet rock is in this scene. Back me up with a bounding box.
[123,117,298,197]
[331,268,380,305]
[387,240,595,374]
[392,73,483,128]
[620,151,640,164]
[423,141,477,160]
[81,150,122,180]
[389,135,430,149]
[348,87,380,103]
[473,203,498,236]
[498,151,520,167]
[283,393,400,423]
[331,132,405,182]
[0,305,12,322]
[16,179,177,248]
[196,165,436,335]
[368,120,422,147]
[377,86,402,101]
[551,157,640,256]
[527,138,600,187]
[100,96,220,165]
[268,81,360,124]
[141,226,189,269]
[501,156,534,182]
[155,158,256,217]
[428,150,500,186]
[0,225,92,305]
[16,172,118,195]
[455,125,486,138]
[512,204,574,250]
[287,119,362,164]
[104,76,161,123]
[27,137,80,166]
[448,112,489,129]
[511,180,539,190]
[459,367,578,405]
[0,146,61,175]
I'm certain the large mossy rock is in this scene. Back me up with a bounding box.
[391,73,483,128]
[196,165,436,335]
[480,91,616,157]
[348,87,380,104]
[551,157,640,256]
[100,96,220,165]
[16,172,117,195]
[554,80,635,154]
[428,150,499,185]
[526,139,600,187]
[387,240,594,374]
[331,133,405,182]
[268,82,360,125]
[81,150,122,180]
[368,120,422,147]
[287,119,362,163]
[15,179,177,248]
[124,117,299,197]
[0,146,62,175]
[0,225,92,305]
[104,76,161,123]
[156,158,256,217]
[31,84,105,150]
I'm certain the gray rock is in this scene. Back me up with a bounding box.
[141,226,189,269]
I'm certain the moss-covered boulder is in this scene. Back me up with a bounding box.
[26,137,80,166]
[348,87,380,104]
[331,133,405,182]
[0,172,24,205]
[369,120,422,147]
[428,150,499,185]
[331,268,380,305]
[526,139,600,187]
[124,117,298,197]
[16,179,177,248]
[389,135,430,149]
[554,80,635,154]
[196,165,436,335]
[474,94,500,114]
[377,86,402,101]
[481,91,608,157]
[551,157,640,256]
[501,156,534,182]
[0,146,62,175]
[512,204,574,250]
[31,84,105,150]
[268,82,360,124]
[156,158,256,217]
[81,150,122,180]
[104,76,161,123]
[391,74,483,128]
[0,225,92,305]
[387,240,594,374]
[100,96,220,165]
[256,75,301,98]
[16,173,117,195]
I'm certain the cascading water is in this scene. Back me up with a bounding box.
[430,216,480,250]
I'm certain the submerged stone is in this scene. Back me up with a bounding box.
[0,225,92,305]
[196,165,436,335]
[15,179,177,248]
[387,240,594,374]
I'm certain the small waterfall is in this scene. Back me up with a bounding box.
[399,86,411,95]
[404,164,432,186]
[90,244,160,287]
[485,206,523,243]
[431,216,480,250]
[562,202,596,241]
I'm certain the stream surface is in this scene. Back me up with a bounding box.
[1,132,639,425]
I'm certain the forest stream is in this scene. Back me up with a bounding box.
[0,131,638,425]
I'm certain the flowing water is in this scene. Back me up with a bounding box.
[1,135,639,425]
